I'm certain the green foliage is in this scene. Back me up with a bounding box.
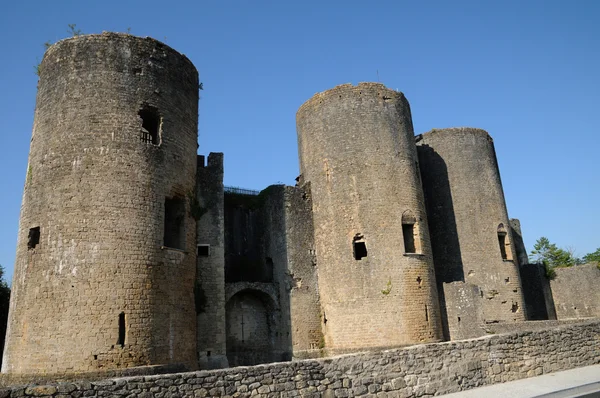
[67,24,82,36]
[188,191,206,221]
[582,247,600,264]
[543,261,557,280]
[529,237,577,268]
[381,278,392,295]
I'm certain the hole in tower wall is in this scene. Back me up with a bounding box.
[117,312,126,348]
[353,236,367,260]
[402,224,416,253]
[28,227,40,249]
[138,106,161,145]
[497,223,513,261]
[197,244,210,256]
[164,197,185,250]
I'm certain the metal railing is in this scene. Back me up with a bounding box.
[224,186,260,196]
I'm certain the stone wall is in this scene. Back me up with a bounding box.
[3,32,199,374]
[296,83,443,351]
[196,153,228,369]
[551,263,600,319]
[417,128,527,334]
[2,320,599,397]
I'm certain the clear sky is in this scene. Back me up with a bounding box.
[1,0,598,284]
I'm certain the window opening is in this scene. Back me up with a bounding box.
[353,234,367,260]
[164,197,185,250]
[197,244,210,256]
[117,312,126,347]
[138,106,161,145]
[497,224,513,261]
[28,227,40,249]
[402,210,421,254]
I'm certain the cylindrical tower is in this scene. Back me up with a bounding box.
[3,33,199,375]
[417,128,527,324]
[296,83,443,351]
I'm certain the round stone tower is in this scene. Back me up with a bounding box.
[3,33,199,375]
[417,128,527,325]
[296,83,443,351]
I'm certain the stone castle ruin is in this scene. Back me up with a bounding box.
[3,32,598,381]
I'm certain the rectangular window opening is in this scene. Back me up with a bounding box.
[117,312,126,348]
[498,232,508,260]
[353,240,368,260]
[403,223,416,253]
[139,107,161,145]
[164,197,185,250]
[28,227,40,250]
[197,244,210,256]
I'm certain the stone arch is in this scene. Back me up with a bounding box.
[225,288,278,366]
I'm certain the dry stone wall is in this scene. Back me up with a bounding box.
[2,320,599,397]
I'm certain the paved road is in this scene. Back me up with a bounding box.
[441,364,600,397]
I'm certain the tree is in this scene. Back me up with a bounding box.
[582,247,600,264]
[529,237,577,268]
[0,265,10,366]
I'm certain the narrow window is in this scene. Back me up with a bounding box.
[353,234,367,260]
[197,244,210,256]
[118,312,126,347]
[138,106,161,145]
[402,224,416,253]
[28,227,40,249]
[497,224,513,261]
[402,210,421,254]
[164,197,185,249]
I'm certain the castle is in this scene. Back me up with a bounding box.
[3,32,589,379]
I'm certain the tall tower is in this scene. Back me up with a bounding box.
[417,128,527,334]
[296,83,443,351]
[3,33,199,374]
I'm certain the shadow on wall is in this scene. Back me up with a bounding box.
[417,144,464,340]
[225,289,289,367]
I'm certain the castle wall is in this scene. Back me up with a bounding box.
[283,184,322,358]
[550,263,600,319]
[3,320,599,397]
[3,33,199,374]
[195,153,227,369]
[296,83,443,351]
[223,187,290,366]
[417,128,527,336]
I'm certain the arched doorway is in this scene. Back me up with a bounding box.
[225,289,276,366]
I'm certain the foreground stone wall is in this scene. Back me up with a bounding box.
[3,320,599,397]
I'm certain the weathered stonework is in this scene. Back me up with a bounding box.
[1,319,599,397]
[6,32,593,385]
[296,83,443,351]
[3,33,199,374]
[551,263,600,319]
[417,128,527,339]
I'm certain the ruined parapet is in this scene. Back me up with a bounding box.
[3,33,199,375]
[509,218,529,266]
[195,153,228,369]
[296,83,443,351]
[417,128,527,334]
[550,263,600,319]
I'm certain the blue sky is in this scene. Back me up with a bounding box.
[0,1,598,283]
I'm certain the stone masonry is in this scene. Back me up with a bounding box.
[1,319,599,397]
[4,31,595,385]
